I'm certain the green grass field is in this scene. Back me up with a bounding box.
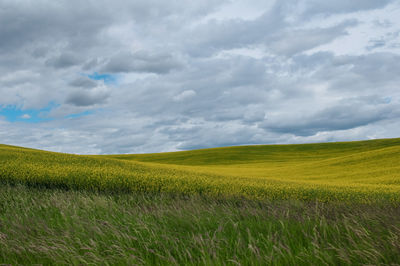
[1,138,400,264]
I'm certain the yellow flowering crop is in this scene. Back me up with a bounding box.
[1,138,400,203]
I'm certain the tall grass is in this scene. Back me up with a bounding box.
[1,184,400,265]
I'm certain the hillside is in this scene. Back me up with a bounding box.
[105,138,400,165]
[1,138,400,202]
[1,139,400,265]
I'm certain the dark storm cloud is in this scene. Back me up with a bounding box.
[0,0,399,154]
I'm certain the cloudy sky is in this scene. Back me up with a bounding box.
[1,0,400,154]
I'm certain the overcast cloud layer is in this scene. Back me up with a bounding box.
[1,0,400,154]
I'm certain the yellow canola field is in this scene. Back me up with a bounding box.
[1,138,400,203]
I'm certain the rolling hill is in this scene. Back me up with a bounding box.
[1,138,400,203]
[1,138,400,265]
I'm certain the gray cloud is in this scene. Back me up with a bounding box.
[1,0,400,154]
[66,87,110,107]
[301,0,392,16]
[101,51,183,74]
[183,2,370,57]
[261,99,396,136]
[266,20,358,56]
[184,4,286,56]
[0,1,110,54]
[46,52,81,69]
[69,77,98,88]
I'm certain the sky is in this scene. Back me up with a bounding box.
[1,0,400,154]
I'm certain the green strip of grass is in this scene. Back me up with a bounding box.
[1,184,400,265]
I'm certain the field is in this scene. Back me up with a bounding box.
[1,138,400,264]
[1,138,400,203]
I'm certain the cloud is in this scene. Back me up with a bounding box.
[69,77,98,88]
[183,4,286,56]
[173,90,196,101]
[100,51,183,74]
[262,103,394,136]
[366,31,400,51]
[301,0,393,16]
[183,2,361,57]
[243,106,266,123]
[267,20,358,56]
[0,0,400,154]
[46,52,81,69]
[65,86,110,107]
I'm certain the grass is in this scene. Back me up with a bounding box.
[1,184,400,265]
[1,138,400,264]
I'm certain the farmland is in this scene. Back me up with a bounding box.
[1,138,400,203]
[1,138,400,264]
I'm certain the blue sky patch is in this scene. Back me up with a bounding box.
[0,102,58,123]
[88,72,117,85]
